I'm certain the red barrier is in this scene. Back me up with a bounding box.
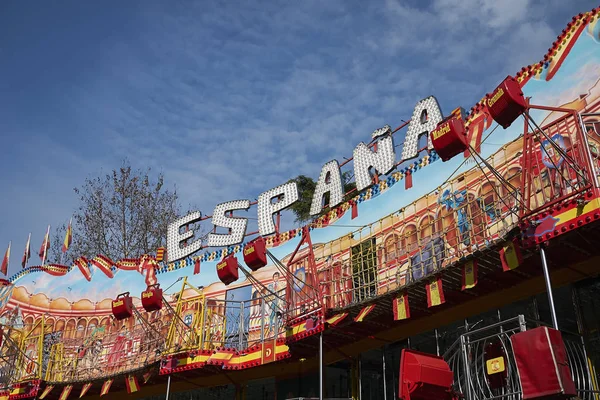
[398,349,455,400]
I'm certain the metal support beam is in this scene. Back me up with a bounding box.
[319,332,324,400]
[165,375,171,400]
[358,354,362,400]
[382,347,388,400]
[540,246,559,330]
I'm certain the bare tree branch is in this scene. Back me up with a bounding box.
[50,160,192,263]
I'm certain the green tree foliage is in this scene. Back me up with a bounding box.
[288,171,357,223]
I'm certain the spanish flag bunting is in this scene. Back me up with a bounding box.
[39,385,54,399]
[393,292,410,321]
[74,257,91,282]
[326,312,348,326]
[90,255,114,279]
[125,375,140,394]
[100,379,113,396]
[79,383,92,398]
[354,304,375,322]
[426,276,445,308]
[156,247,165,262]
[62,219,72,253]
[1,242,9,276]
[59,385,73,400]
[461,259,478,291]
[499,237,523,272]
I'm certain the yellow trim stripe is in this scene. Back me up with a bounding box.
[555,198,600,225]
[354,304,375,322]
[209,352,234,361]
[326,313,348,326]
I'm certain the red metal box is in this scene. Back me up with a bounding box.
[511,326,576,399]
[430,116,468,161]
[217,255,239,285]
[398,349,455,400]
[243,237,268,271]
[112,292,134,320]
[141,284,163,312]
[487,76,527,129]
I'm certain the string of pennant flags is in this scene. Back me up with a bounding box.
[1,151,440,285]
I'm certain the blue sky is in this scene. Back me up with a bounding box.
[1,0,598,284]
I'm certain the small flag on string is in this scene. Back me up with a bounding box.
[500,238,523,272]
[39,225,50,262]
[59,385,73,400]
[194,258,201,275]
[405,171,413,189]
[79,383,92,398]
[143,370,152,384]
[21,233,31,268]
[351,201,358,220]
[1,242,10,276]
[100,379,113,397]
[426,276,445,308]
[393,292,410,321]
[62,219,72,253]
[326,313,348,326]
[461,260,478,290]
[125,375,140,394]
[39,386,54,399]
[354,304,375,322]
[156,247,165,262]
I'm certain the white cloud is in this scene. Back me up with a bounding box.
[2,0,598,285]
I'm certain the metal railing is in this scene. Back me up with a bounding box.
[201,291,286,352]
[443,315,600,400]
[315,111,595,312]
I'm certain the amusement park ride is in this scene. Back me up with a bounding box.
[2,6,600,400]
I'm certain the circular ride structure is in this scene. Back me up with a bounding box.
[2,7,600,400]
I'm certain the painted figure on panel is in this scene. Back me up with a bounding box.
[107,325,132,372]
[77,339,103,378]
[267,272,281,336]
[438,189,470,246]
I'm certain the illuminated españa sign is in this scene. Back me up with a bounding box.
[166,96,447,263]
